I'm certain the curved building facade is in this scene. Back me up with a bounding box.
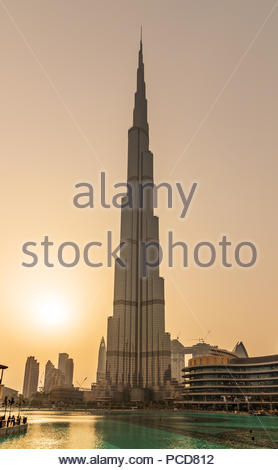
[183,354,278,411]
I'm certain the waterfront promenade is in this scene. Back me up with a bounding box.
[0,414,28,440]
[0,423,28,439]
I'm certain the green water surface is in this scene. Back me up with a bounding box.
[0,410,277,449]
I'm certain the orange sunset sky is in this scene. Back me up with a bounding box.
[1,0,278,392]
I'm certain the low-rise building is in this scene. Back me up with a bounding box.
[182,354,278,412]
[2,386,19,401]
[48,386,83,405]
[0,364,8,400]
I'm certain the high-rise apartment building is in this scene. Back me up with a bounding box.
[22,356,39,398]
[65,358,74,386]
[58,353,74,387]
[58,353,69,377]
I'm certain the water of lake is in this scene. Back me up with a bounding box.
[0,410,277,448]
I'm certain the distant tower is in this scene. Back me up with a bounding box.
[58,353,69,378]
[44,360,55,392]
[58,353,73,386]
[96,337,106,383]
[65,358,74,386]
[22,356,39,398]
[171,339,185,383]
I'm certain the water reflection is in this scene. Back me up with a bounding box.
[0,413,100,449]
[0,411,277,449]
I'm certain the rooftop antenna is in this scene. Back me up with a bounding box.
[187,330,212,344]
[140,25,143,43]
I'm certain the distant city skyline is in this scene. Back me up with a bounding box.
[21,352,75,396]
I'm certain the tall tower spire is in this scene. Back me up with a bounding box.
[106,38,171,399]
[133,34,148,133]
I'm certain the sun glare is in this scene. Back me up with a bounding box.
[32,294,72,327]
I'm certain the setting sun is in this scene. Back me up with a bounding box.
[32,294,72,327]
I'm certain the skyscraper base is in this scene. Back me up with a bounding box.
[110,385,176,404]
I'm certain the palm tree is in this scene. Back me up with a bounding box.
[3,396,8,420]
[16,398,25,418]
[8,397,15,417]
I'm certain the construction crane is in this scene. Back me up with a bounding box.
[76,377,88,389]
